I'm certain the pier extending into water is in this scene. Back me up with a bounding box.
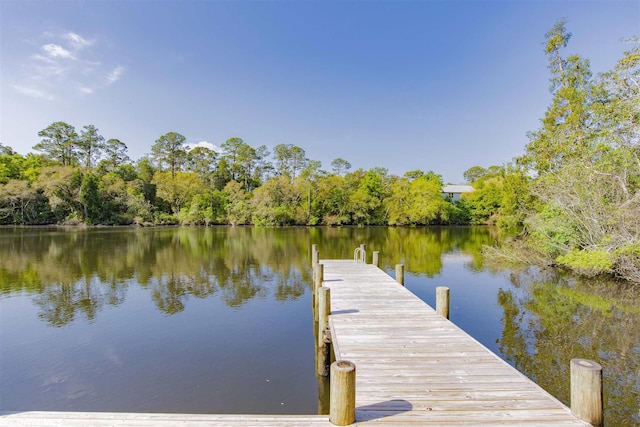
[1,247,602,426]
[314,257,596,426]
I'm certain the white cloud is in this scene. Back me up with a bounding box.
[64,32,93,50]
[31,53,56,64]
[188,141,220,152]
[12,31,125,100]
[42,43,75,59]
[106,66,125,84]
[12,84,55,101]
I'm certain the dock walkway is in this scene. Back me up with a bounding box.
[1,259,591,426]
[322,259,588,426]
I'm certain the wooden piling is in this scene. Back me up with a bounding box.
[314,264,324,321]
[312,249,319,267]
[316,264,324,289]
[317,286,331,376]
[317,373,330,415]
[436,286,450,319]
[571,358,603,427]
[359,244,366,263]
[312,263,318,314]
[313,262,324,291]
[313,262,317,286]
[330,361,356,426]
[395,264,404,286]
[372,251,379,268]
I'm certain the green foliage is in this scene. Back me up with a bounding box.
[528,204,579,257]
[223,180,252,225]
[155,212,179,225]
[179,191,227,225]
[313,174,350,225]
[221,138,268,191]
[80,173,102,223]
[496,168,535,230]
[520,19,595,175]
[463,177,504,224]
[441,200,470,225]
[612,243,640,283]
[347,168,390,225]
[556,249,614,275]
[152,132,187,177]
[463,166,487,183]
[251,175,303,225]
[331,158,351,176]
[153,170,204,214]
[104,138,130,169]
[34,122,79,166]
[485,24,640,283]
[78,125,105,169]
[458,165,537,228]
[273,144,308,179]
[36,166,83,221]
[0,180,53,224]
[387,172,444,225]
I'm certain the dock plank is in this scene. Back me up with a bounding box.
[322,259,589,426]
[0,412,333,426]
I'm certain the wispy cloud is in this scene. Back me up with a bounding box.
[64,32,93,50]
[42,43,75,59]
[12,84,55,101]
[12,30,125,100]
[106,66,125,84]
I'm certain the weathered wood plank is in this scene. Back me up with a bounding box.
[321,259,590,426]
[0,411,333,426]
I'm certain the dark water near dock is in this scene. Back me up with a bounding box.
[0,227,638,425]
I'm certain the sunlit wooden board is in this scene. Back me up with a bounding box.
[323,259,590,426]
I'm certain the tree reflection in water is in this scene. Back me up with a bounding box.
[1,227,318,321]
[0,227,637,424]
[498,268,640,426]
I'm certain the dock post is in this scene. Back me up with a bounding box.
[317,286,331,376]
[317,374,330,415]
[359,244,366,263]
[314,264,324,321]
[395,264,404,286]
[312,262,317,303]
[372,251,379,267]
[316,264,324,289]
[330,360,356,426]
[436,286,450,319]
[312,249,319,266]
[313,262,324,290]
[571,358,603,427]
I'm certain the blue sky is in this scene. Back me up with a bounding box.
[1,1,638,183]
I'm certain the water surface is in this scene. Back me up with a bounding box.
[0,227,638,425]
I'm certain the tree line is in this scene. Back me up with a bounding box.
[1,21,638,282]
[1,126,491,228]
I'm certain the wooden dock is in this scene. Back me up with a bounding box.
[321,259,590,426]
[1,258,595,426]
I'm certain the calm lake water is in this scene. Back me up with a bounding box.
[0,226,638,425]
